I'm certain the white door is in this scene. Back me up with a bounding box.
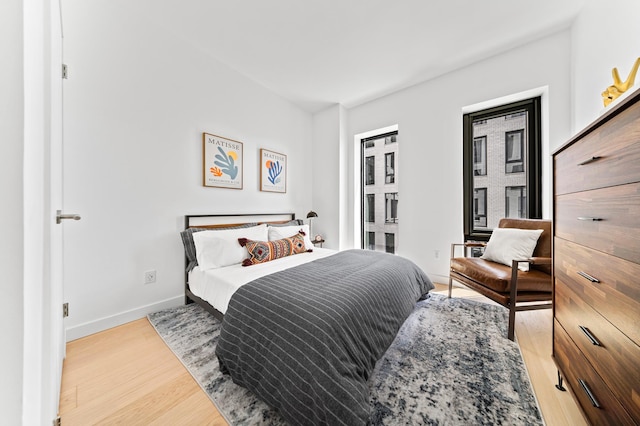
[50,0,79,419]
[50,0,66,414]
[22,1,70,423]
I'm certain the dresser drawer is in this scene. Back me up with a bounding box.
[553,321,636,425]
[555,182,640,264]
[554,238,640,343]
[554,100,640,195]
[555,283,640,421]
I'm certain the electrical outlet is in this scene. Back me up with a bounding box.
[144,270,156,285]
[434,250,440,259]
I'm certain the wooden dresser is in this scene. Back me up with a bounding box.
[552,87,640,425]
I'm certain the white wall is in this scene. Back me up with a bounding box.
[1,0,24,423]
[311,105,347,249]
[62,0,313,339]
[571,0,640,131]
[341,31,573,283]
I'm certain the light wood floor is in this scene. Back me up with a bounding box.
[59,283,587,425]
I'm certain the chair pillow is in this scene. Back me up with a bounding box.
[480,227,543,271]
[239,233,309,266]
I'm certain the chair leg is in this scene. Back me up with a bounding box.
[508,260,520,341]
[448,243,457,298]
[508,304,516,341]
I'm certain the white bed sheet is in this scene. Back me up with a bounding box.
[188,247,337,314]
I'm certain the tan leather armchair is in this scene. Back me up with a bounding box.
[448,218,552,340]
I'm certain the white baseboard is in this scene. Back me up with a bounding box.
[429,273,450,285]
[65,295,184,342]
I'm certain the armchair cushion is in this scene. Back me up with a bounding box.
[450,257,552,293]
[480,227,543,271]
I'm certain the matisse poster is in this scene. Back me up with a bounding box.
[260,149,287,193]
[203,133,243,189]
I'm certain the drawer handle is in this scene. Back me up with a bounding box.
[577,156,602,166]
[579,325,602,346]
[577,271,600,283]
[578,379,601,408]
[577,217,603,221]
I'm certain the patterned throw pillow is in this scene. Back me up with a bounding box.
[238,233,310,266]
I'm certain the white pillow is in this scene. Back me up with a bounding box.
[193,224,268,270]
[268,224,314,251]
[480,228,543,271]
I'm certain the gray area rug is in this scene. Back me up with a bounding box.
[148,293,542,425]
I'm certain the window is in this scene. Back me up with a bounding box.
[361,130,398,252]
[365,156,375,185]
[385,193,398,223]
[505,186,526,218]
[385,153,395,184]
[385,233,395,254]
[474,188,487,228]
[505,130,524,173]
[473,136,487,176]
[463,97,541,240]
[366,232,375,251]
[366,194,375,222]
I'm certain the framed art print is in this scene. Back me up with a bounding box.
[260,149,286,193]
[203,133,243,189]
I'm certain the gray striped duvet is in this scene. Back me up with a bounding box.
[215,249,434,425]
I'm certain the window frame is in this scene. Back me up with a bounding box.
[473,187,487,228]
[365,155,375,185]
[462,97,542,241]
[385,152,395,184]
[385,233,395,254]
[366,193,375,222]
[473,136,487,176]
[505,130,525,174]
[360,130,398,249]
[366,231,375,250]
[505,185,526,218]
[385,192,398,223]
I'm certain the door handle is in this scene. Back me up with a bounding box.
[56,210,81,224]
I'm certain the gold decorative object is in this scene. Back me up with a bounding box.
[602,57,640,107]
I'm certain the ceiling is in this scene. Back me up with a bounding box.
[129,0,585,113]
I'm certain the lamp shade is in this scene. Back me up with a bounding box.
[306,211,318,218]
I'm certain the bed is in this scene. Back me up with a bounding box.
[182,213,325,318]
[181,213,434,425]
